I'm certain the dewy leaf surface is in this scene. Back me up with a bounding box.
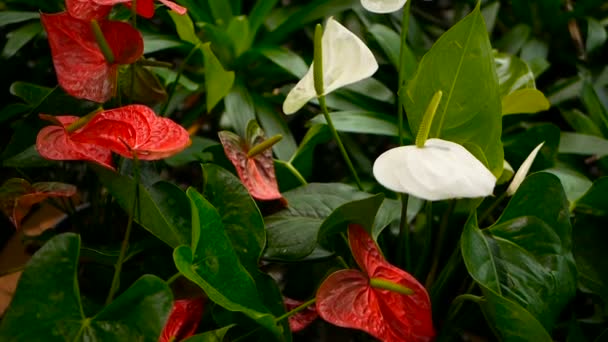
[402,6,503,176]
[462,173,576,340]
[0,233,173,341]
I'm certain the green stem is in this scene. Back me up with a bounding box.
[396,193,411,270]
[415,201,433,280]
[397,0,412,146]
[130,0,137,27]
[313,23,362,190]
[161,43,202,116]
[370,278,414,295]
[106,155,140,305]
[319,97,363,190]
[91,20,114,64]
[275,297,316,322]
[284,162,307,185]
[247,134,283,158]
[425,199,456,289]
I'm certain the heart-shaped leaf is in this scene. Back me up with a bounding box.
[0,233,173,341]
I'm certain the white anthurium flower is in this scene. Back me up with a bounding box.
[373,138,497,201]
[282,17,379,114]
[506,142,544,196]
[361,0,407,13]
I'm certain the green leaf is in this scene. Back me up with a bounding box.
[289,124,332,177]
[223,80,255,136]
[495,52,535,96]
[10,81,53,105]
[258,46,308,78]
[558,132,608,157]
[560,109,603,137]
[164,136,218,167]
[183,325,235,342]
[208,0,233,25]
[169,11,201,46]
[572,213,608,304]
[317,193,385,246]
[249,0,279,39]
[586,17,607,54]
[94,166,192,248]
[501,88,550,115]
[0,233,172,341]
[481,1,500,33]
[581,81,608,135]
[367,24,416,74]
[2,22,42,59]
[544,166,593,205]
[253,94,297,160]
[574,177,608,216]
[504,123,560,170]
[174,188,281,337]
[119,64,168,105]
[203,43,235,112]
[0,11,39,27]
[495,23,531,54]
[202,164,290,339]
[142,32,184,54]
[402,6,503,176]
[310,111,404,137]
[226,16,250,57]
[462,173,576,339]
[2,145,56,168]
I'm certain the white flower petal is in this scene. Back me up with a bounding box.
[372,139,497,201]
[361,0,407,13]
[283,18,378,114]
[506,142,544,196]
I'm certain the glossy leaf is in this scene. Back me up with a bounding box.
[544,167,592,205]
[572,213,608,305]
[316,225,435,342]
[95,166,192,248]
[160,298,206,342]
[402,6,503,176]
[495,52,535,96]
[2,22,43,59]
[41,13,143,103]
[71,105,191,160]
[183,325,234,342]
[119,64,168,105]
[36,115,115,170]
[202,164,290,338]
[218,122,283,201]
[202,43,235,112]
[310,111,401,137]
[574,177,608,216]
[0,233,173,341]
[174,188,281,337]
[502,88,550,115]
[0,11,40,27]
[368,24,417,75]
[558,132,608,157]
[0,178,76,228]
[462,173,576,339]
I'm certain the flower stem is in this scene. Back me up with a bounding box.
[313,23,362,190]
[90,20,114,64]
[397,0,412,146]
[137,59,174,68]
[396,193,411,270]
[105,155,140,305]
[275,297,317,323]
[166,272,181,285]
[425,199,456,289]
[161,42,202,117]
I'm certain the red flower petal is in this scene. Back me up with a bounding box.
[36,115,115,170]
[71,105,190,160]
[316,225,435,342]
[160,298,205,342]
[40,12,143,103]
[0,179,76,229]
[158,0,187,15]
[218,124,283,201]
[65,0,112,20]
[283,297,318,332]
[94,0,186,18]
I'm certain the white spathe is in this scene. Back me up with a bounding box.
[361,0,407,13]
[373,139,497,201]
[282,18,379,114]
[506,142,544,196]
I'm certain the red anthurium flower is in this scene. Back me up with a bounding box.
[40,12,143,103]
[316,225,435,342]
[70,105,191,160]
[218,121,284,201]
[0,178,76,229]
[160,298,205,342]
[67,0,187,20]
[283,297,318,332]
[36,115,115,170]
